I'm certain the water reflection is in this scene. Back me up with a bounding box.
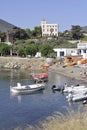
[17,95,21,103]
[10,89,45,103]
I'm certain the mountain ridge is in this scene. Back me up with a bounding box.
[0,18,87,33]
[0,19,15,32]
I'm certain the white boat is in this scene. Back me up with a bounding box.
[10,82,46,94]
[67,92,87,102]
[63,84,86,93]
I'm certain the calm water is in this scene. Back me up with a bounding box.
[0,69,86,130]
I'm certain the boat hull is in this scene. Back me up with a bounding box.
[32,72,48,80]
[10,83,45,94]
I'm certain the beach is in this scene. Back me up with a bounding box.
[0,56,87,82]
[49,63,87,82]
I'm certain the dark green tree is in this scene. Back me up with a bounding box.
[13,28,29,41]
[40,44,54,57]
[70,25,83,40]
[17,46,26,57]
[26,44,39,56]
[0,32,6,42]
[25,28,32,38]
[0,43,11,56]
[32,26,42,38]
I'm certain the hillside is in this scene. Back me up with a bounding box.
[0,19,15,32]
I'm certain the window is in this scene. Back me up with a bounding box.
[77,49,81,54]
[60,51,64,56]
[83,49,86,53]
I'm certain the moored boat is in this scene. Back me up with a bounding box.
[63,84,86,93]
[32,72,48,81]
[10,82,46,94]
[67,92,87,102]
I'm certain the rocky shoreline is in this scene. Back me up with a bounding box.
[0,56,87,83]
[0,56,46,70]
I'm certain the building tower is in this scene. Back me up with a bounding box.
[41,19,58,37]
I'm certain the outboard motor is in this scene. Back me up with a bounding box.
[52,85,56,89]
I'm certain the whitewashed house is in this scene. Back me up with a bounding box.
[53,42,87,58]
[53,48,77,58]
[77,43,87,58]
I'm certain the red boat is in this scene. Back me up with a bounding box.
[32,72,48,80]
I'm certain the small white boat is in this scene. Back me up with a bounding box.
[67,92,87,102]
[63,84,86,93]
[10,82,46,94]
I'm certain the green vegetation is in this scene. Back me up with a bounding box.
[82,36,87,41]
[40,44,54,57]
[0,19,87,57]
[0,43,11,56]
[1,20,87,130]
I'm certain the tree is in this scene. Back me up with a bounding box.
[26,44,38,56]
[63,30,72,40]
[17,46,26,57]
[0,32,6,42]
[0,43,11,56]
[70,25,83,40]
[25,28,32,38]
[40,44,54,57]
[13,28,29,41]
[32,26,42,38]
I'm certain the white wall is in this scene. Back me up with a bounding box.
[41,20,58,36]
[77,43,87,58]
[54,43,87,58]
[53,48,77,58]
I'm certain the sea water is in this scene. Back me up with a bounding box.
[0,69,85,130]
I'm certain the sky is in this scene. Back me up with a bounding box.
[0,0,87,32]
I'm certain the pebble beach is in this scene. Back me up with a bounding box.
[0,56,87,82]
[49,63,87,82]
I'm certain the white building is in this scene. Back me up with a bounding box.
[53,43,87,59]
[53,48,77,58]
[41,19,58,37]
[77,43,87,58]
